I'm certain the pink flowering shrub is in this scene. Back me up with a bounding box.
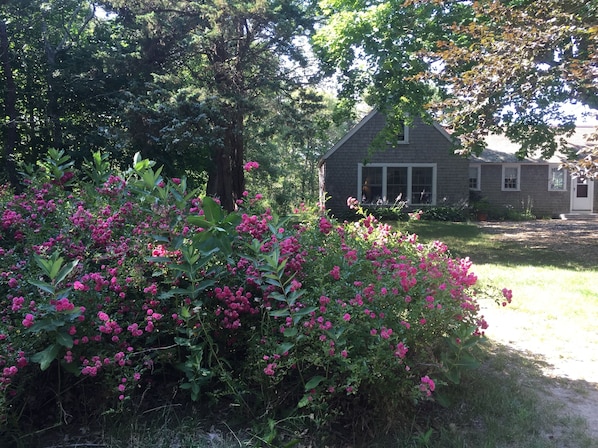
[0,150,509,439]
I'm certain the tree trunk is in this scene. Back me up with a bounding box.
[0,19,21,191]
[207,108,245,213]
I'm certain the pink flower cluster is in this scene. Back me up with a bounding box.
[214,286,259,329]
[243,161,260,172]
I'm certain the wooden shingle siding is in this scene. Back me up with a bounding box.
[320,111,469,217]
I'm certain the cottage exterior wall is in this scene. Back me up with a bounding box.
[321,113,469,217]
[479,164,570,218]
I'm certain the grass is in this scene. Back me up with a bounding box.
[23,220,598,447]
[399,220,598,448]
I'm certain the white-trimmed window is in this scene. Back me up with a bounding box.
[359,163,436,205]
[548,164,566,191]
[502,164,520,191]
[469,165,481,190]
[397,124,409,144]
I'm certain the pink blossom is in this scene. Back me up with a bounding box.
[346,197,359,210]
[394,342,409,359]
[264,363,277,376]
[22,314,35,328]
[420,375,436,397]
[329,265,341,280]
[243,161,260,172]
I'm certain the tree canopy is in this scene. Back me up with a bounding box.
[2,0,598,199]
[0,0,336,210]
[313,0,598,171]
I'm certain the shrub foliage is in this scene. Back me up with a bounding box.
[0,150,509,442]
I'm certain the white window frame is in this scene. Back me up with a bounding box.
[469,164,481,191]
[548,164,567,191]
[358,163,437,205]
[502,164,521,191]
[396,124,409,145]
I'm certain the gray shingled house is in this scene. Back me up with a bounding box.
[319,110,597,218]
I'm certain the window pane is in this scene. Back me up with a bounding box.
[412,167,433,204]
[549,167,565,190]
[362,167,383,203]
[387,167,408,203]
[469,166,479,189]
[503,167,518,189]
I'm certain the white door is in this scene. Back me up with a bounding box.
[571,177,594,211]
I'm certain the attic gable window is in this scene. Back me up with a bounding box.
[548,164,566,191]
[502,164,520,191]
[385,123,409,145]
[359,163,436,206]
[396,123,409,144]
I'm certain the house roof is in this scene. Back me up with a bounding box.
[318,109,453,165]
[471,126,598,164]
[320,108,598,166]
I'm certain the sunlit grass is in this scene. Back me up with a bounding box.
[397,220,598,447]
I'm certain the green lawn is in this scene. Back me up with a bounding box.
[397,220,598,448]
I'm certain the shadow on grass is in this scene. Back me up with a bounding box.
[403,340,598,448]
[403,221,597,270]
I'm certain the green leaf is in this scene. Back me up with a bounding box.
[305,375,326,391]
[283,327,298,337]
[55,260,79,285]
[277,342,294,354]
[28,279,55,295]
[29,318,64,333]
[175,337,191,346]
[201,197,224,223]
[186,216,212,229]
[56,331,74,348]
[31,344,60,371]
[270,309,290,318]
[298,395,310,408]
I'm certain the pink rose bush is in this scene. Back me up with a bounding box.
[0,150,507,438]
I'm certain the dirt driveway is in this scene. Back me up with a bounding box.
[477,218,598,266]
[476,218,598,442]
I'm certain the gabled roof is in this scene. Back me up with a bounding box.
[319,109,453,165]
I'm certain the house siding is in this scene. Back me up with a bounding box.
[479,164,570,218]
[321,112,469,217]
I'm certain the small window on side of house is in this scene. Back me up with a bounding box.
[548,165,566,191]
[502,165,520,191]
[469,165,481,190]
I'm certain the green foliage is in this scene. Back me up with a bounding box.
[420,205,468,222]
[0,151,507,444]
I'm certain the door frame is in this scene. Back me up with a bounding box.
[571,177,594,212]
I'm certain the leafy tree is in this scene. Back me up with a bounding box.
[314,0,598,174]
[0,18,19,188]
[312,0,461,136]
[246,89,348,210]
[426,0,598,162]
[102,0,318,211]
[0,0,133,185]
